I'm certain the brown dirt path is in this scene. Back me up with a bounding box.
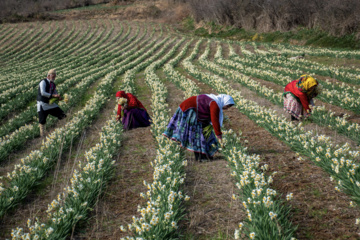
[72,72,156,239]
[167,65,245,239]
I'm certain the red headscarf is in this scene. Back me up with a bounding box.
[116,91,147,117]
[116,91,126,98]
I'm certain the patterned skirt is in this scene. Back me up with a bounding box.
[283,93,310,120]
[122,108,151,130]
[163,107,219,156]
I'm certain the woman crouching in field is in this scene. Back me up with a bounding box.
[163,94,234,161]
[283,74,321,121]
[116,91,151,130]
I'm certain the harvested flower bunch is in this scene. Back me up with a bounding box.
[117,97,127,106]
[49,94,70,104]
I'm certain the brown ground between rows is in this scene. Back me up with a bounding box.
[72,72,156,239]
[193,55,360,239]
[174,69,245,239]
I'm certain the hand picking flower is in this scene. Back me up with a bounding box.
[117,97,128,106]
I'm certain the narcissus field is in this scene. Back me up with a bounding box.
[1,19,360,240]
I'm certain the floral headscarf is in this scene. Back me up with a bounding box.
[297,75,318,96]
[206,94,235,127]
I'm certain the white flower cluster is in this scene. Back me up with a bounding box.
[122,41,188,239]
[222,130,296,239]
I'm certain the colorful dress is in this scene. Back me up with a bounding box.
[163,94,234,157]
[283,75,318,120]
[116,91,151,130]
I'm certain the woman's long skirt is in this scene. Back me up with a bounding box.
[283,93,310,120]
[163,107,219,156]
[122,108,151,130]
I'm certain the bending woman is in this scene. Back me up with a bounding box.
[163,94,234,160]
[116,91,151,130]
[283,75,320,121]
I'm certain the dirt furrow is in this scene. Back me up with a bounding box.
[163,67,245,239]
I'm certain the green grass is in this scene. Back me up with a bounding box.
[179,17,360,50]
[309,206,327,221]
[311,188,321,198]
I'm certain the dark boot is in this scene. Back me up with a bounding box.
[291,115,298,121]
[200,154,213,162]
[194,152,201,161]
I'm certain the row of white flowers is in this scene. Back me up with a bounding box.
[0,23,40,59]
[246,41,360,73]
[120,32,176,94]
[2,20,101,74]
[9,23,70,65]
[246,42,360,85]
[185,44,360,212]
[0,22,88,88]
[10,114,123,240]
[121,38,189,240]
[163,39,200,99]
[1,22,51,62]
[0,24,19,47]
[0,19,108,86]
[256,41,360,60]
[0,20,111,92]
[222,129,297,239]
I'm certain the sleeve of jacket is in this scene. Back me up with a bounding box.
[210,101,222,138]
[298,93,311,112]
[117,105,122,118]
[40,80,51,98]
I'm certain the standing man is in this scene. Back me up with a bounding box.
[37,69,66,137]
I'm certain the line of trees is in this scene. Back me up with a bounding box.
[183,0,360,37]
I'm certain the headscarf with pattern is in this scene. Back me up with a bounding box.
[297,74,318,96]
[205,94,235,127]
